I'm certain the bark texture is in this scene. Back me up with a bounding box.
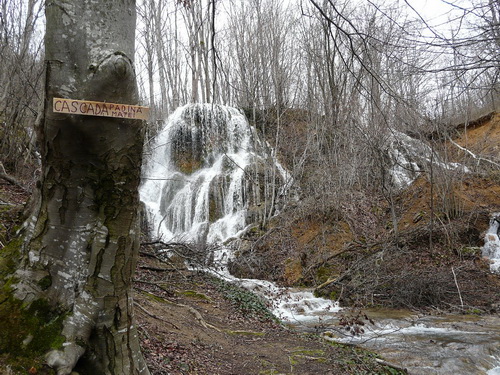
[9,1,149,374]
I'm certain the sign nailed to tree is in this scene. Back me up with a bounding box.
[53,97,149,120]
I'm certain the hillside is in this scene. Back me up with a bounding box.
[0,185,404,374]
[231,112,500,312]
[0,112,498,374]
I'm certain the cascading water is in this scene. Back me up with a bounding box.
[318,312,500,375]
[140,103,337,321]
[387,130,469,188]
[140,103,288,244]
[482,213,500,274]
[140,104,500,374]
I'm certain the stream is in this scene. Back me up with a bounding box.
[140,104,500,375]
[220,273,500,375]
[289,306,500,375]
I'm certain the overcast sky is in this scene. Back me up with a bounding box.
[406,0,471,27]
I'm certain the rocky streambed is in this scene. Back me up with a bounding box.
[287,307,500,375]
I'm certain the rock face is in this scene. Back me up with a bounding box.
[141,103,290,244]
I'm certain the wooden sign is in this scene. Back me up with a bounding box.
[53,98,149,120]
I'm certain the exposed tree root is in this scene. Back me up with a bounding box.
[0,163,26,191]
[134,301,180,330]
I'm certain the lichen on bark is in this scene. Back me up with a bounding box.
[0,1,150,374]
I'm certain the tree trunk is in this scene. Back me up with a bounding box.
[152,0,169,116]
[1,1,150,374]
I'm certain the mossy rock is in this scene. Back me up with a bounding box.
[176,154,202,175]
[208,194,219,223]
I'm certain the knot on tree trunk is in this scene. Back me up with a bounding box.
[86,52,137,103]
[94,53,133,79]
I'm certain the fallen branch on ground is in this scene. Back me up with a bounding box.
[134,301,180,330]
[0,162,26,191]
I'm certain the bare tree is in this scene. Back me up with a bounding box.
[0,0,44,180]
[0,1,150,374]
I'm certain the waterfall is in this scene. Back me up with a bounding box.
[387,130,469,188]
[139,103,339,322]
[138,106,500,374]
[482,213,500,274]
[140,103,289,244]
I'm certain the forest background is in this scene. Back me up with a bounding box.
[2,0,500,304]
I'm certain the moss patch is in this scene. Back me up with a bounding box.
[0,295,66,373]
[177,289,211,301]
[456,246,481,259]
[315,265,336,285]
[37,275,52,291]
[208,195,218,223]
[0,237,22,279]
[142,290,174,305]
[177,155,202,175]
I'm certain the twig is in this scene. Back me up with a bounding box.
[137,288,222,333]
[0,162,26,191]
[451,267,464,307]
[140,239,228,280]
[139,250,159,258]
[134,279,169,286]
[178,303,223,332]
[138,247,191,280]
[134,280,175,296]
[448,137,500,168]
[137,324,151,340]
[139,265,180,272]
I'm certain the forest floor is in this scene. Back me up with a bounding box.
[134,250,405,375]
[0,181,405,375]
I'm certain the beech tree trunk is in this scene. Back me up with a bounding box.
[1,1,150,374]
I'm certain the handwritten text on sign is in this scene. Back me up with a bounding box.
[53,98,149,120]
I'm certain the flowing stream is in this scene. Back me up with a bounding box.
[289,309,500,375]
[140,104,500,375]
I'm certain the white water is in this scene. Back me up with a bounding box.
[140,103,260,243]
[316,313,500,375]
[388,130,469,188]
[207,243,340,321]
[482,213,500,274]
[140,103,337,321]
[140,104,499,374]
